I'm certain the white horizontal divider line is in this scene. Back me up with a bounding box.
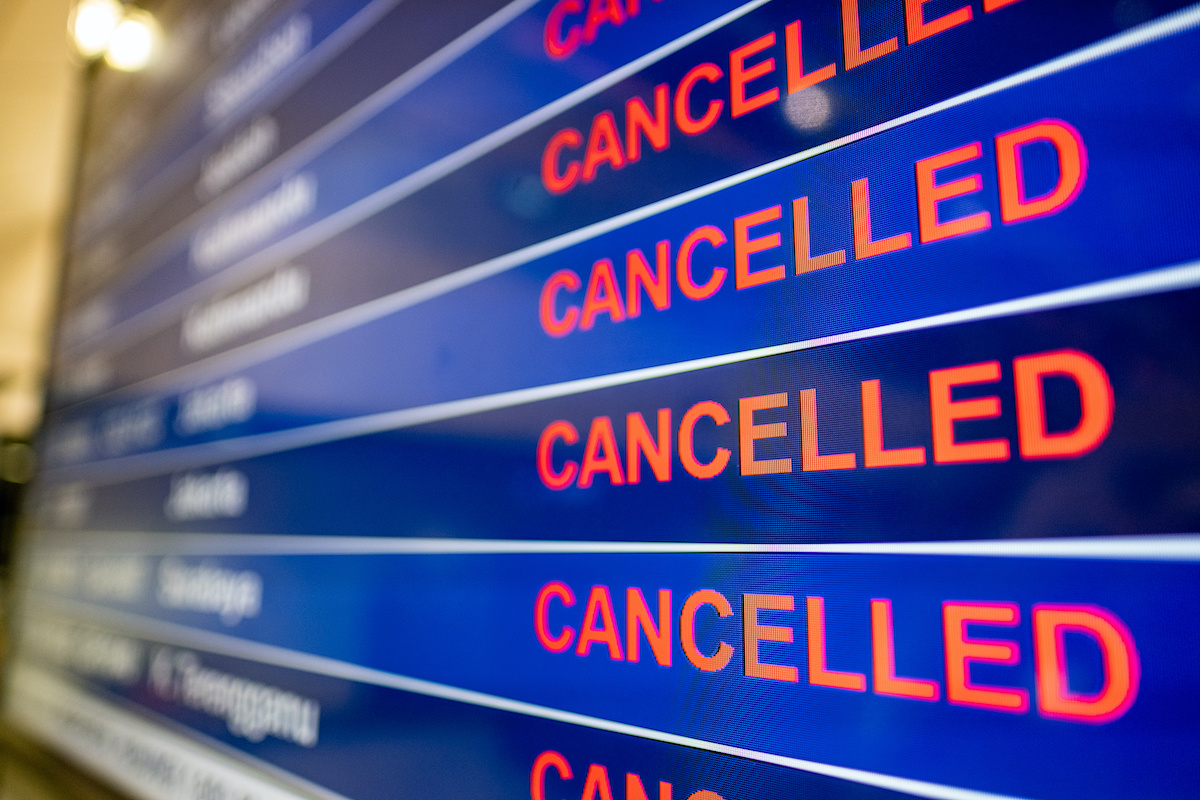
[31,598,1033,800]
[43,258,1200,485]
[60,0,773,385]
[29,532,1200,559]
[57,3,1200,414]
[64,0,544,357]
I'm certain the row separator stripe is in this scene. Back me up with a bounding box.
[30,532,1200,559]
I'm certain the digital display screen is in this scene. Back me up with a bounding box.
[9,1,1200,799]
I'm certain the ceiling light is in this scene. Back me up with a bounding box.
[70,0,123,58]
[104,9,159,72]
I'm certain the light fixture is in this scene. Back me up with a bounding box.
[104,8,158,71]
[70,1,159,72]
[70,0,123,58]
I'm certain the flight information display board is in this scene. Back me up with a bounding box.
[9,1,1200,799]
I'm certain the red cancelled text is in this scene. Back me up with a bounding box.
[541,0,1026,192]
[532,751,724,800]
[534,582,1140,724]
[543,0,666,61]
[536,349,1113,490]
